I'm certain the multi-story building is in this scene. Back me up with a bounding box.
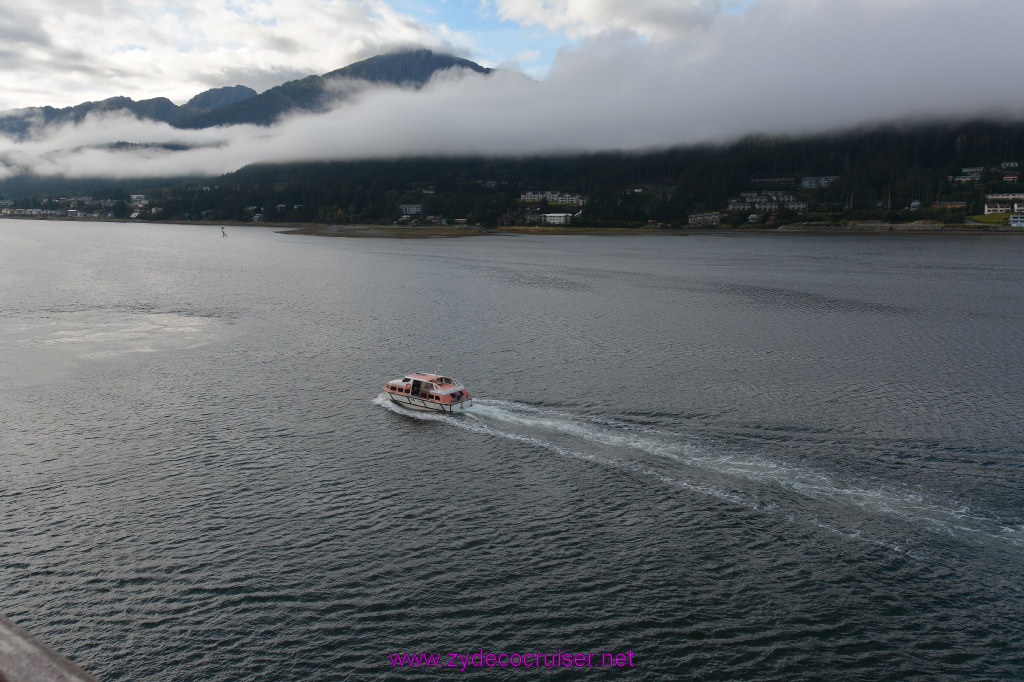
[985,201,1024,214]
[521,191,589,206]
[801,176,839,188]
[749,177,796,189]
[727,192,807,212]
[540,213,573,225]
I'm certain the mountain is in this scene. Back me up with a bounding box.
[0,86,257,138]
[3,119,1023,226]
[175,50,491,128]
[0,50,490,137]
[179,85,260,119]
[322,49,490,85]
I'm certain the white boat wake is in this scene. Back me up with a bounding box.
[374,395,1024,554]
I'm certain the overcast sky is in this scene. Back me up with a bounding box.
[1,0,1022,179]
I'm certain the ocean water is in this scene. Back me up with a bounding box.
[1,220,1022,680]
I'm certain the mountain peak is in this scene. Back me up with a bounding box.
[176,49,490,128]
[323,49,491,84]
[0,50,490,136]
[183,85,258,114]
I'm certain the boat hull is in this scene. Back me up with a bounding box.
[387,392,473,413]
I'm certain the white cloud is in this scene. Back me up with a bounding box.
[0,0,446,110]
[1,0,1022,181]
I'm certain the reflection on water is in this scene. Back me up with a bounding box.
[4,310,211,354]
[0,310,216,384]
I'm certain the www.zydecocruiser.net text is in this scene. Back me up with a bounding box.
[389,650,636,670]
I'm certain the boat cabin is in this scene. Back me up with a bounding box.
[383,373,470,408]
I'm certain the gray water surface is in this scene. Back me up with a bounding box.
[2,221,1022,679]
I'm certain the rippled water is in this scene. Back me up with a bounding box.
[1,221,1022,679]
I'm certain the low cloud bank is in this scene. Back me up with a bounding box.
[2,0,1022,179]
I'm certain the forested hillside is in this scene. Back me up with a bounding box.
[3,119,1023,226]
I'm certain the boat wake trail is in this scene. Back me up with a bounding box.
[375,395,1024,553]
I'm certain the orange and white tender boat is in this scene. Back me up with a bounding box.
[383,373,473,413]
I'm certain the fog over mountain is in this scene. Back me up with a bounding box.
[1,0,1021,180]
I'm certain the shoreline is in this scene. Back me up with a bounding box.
[274,224,680,238]
[277,222,1024,238]
[2,215,1021,237]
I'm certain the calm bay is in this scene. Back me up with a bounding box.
[1,220,1022,679]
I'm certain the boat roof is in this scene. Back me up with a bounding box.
[390,372,463,388]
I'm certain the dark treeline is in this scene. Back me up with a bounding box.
[4,119,1024,225]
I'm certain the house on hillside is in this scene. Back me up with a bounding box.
[800,176,838,188]
[540,213,573,225]
[727,191,807,212]
[749,177,795,189]
[521,191,589,206]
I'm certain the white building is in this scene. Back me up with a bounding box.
[540,213,573,225]
[1011,214,1024,227]
[801,176,839,188]
[399,203,423,215]
[521,191,588,206]
[727,192,807,212]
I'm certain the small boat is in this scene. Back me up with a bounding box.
[383,373,473,413]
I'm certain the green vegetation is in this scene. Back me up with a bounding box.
[3,119,1024,227]
[967,213,1010,225]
